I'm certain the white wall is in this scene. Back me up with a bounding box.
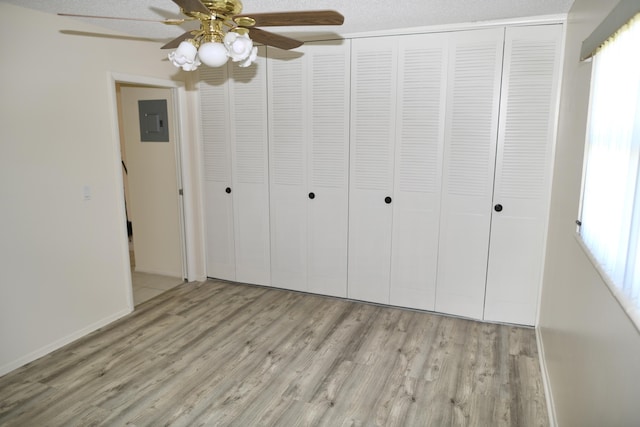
[539,0,640,425]
[0,3,199,375]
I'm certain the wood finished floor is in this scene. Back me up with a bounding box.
[0,280,548,426]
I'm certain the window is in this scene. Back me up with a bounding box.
[579,12,640,318]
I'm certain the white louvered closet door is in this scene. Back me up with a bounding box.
[228,47,271,286]
[348,37,398,304]
[200,66,236,281]
[484,25,563,325]
[435,28,505,320]
[268,41,349,297]
[306,41,350,298]
[267,48,308,292]
[389,33,448,311]
[268,41,351,296]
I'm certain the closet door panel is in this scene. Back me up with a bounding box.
[200,66,236,281]
[484,25,563,325]
[203,181,236,281]
[390,198,440,309]
[228,49,271,286]
[307,41,351,298]
[268,49,307,291]
[267,42,350,295]
[270,190,306,290]
[349,192,394,304]
[437,207,492,317]
[348,37,398,304]
[435,28,505,319]
[308,190,348,297]
[390,33,448,311]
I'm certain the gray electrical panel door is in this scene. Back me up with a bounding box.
[138,99,169,142]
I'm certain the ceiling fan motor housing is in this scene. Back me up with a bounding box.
[202,0,242,18]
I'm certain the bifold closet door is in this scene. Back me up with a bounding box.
[484,25,563,325]
[200,48,271,286]
[268,41,350,297]
[435,28,505,320]
[348,37,398,304]
[200,66,236,281]
[268,47,308,292]
[389,33,448,311]
[227,49,271,286]
[306,42,350,297]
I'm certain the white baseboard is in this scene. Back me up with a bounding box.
[0,308,132,377]
[536,326,558,427]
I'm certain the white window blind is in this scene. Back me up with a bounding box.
[580,13,640,320]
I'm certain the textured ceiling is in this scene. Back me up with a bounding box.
[2,0,574,44]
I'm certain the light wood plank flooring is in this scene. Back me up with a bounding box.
[0,280,548,426]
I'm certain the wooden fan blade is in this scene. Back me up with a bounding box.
[171,0,211,15]
[58,13,187,25]
[248,28,303,50]
[234,10,344,27]
[161,31,196,49]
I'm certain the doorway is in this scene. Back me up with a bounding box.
[116,83,186,306]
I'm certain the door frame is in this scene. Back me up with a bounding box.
[108,72,204,308]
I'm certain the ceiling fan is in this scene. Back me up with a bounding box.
[59,0,344,71]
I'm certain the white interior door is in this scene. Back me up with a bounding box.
[348,37,398,304]
[435,28,505,320]
[389,33,449,311]
[484,24,563,325]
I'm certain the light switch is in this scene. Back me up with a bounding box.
[83,185,91,201]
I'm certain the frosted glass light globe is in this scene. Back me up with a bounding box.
[198,42,229,67]
[224,32,254,62]
[168,41,200,71]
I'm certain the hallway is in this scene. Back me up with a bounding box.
[130,244,183,306]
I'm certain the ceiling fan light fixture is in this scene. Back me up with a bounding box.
[238,46,258,68]
[168,40,201,71]
[224,32,253,62]
[167,31,258,70]
[198,41,229,67]
[59,2,345,71]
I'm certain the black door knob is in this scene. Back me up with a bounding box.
[225,187,231,194]
[385,196,392,204]
[494,204,503,212]
[308,192,315,199]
